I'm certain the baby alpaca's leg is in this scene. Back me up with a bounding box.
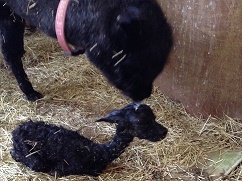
[11,149,50,172]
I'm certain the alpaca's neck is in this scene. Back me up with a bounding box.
[101,127,133,162]
[4,0,108,46]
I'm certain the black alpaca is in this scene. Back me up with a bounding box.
[10,103,168,177]
[0,0,173,101]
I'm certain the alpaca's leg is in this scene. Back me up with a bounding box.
[0,6,42,101]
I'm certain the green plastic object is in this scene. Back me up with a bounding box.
[201,150,242,178]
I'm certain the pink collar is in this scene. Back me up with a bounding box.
[55,0,84,56]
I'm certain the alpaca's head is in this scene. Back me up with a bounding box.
[87,1,173,102]
[97,103,168,142]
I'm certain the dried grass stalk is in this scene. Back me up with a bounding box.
[0,32,241,181]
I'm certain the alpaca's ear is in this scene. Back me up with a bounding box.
[117,7,143,26]
[96,110,122,123]
[116,7,143,38]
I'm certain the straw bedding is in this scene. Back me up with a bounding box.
[0,32,241,181]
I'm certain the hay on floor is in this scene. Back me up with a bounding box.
[0,32,241,181]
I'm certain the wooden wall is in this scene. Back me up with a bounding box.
[155,0,242,119]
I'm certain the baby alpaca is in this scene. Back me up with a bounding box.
[10,103,168,177]
[0,0,172,101]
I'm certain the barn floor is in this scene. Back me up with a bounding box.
[0,32,241,181]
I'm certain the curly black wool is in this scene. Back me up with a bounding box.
[11,103,168,177]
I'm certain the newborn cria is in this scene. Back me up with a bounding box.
[10,103,168,177]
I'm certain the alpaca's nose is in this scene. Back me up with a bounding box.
[133,102,141,110]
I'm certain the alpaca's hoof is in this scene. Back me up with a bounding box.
[25,91,43,101]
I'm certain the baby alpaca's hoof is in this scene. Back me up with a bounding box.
[49,170,60,177]
[25,91,43,101]
[10,149,20,161]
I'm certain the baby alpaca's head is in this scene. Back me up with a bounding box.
[97,103,168,142]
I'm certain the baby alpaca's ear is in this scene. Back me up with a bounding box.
[96,110,122,123]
